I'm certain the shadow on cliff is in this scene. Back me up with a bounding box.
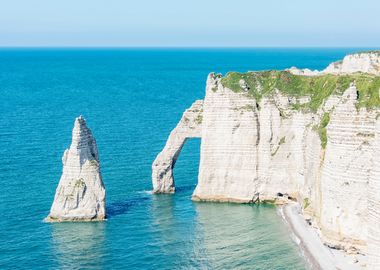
[106,196,150,219]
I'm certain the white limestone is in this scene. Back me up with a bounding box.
[287,66,321,76]
[46,116,106,222]
[324,52,380,75]
[282,203,366,270]
[193,74,260,202]
[368,119,380,268]
[192,74,319,205]
[152,100,203,193]
[152,51,380,265]
[289,51,380,76]
[319,85,376,251]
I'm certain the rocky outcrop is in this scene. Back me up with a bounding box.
[287,66,320,76]
[288,51,380,76]
[324,51,380,75]
[46,116,106,222]
[152,100,203,193]
[152,51,380,259]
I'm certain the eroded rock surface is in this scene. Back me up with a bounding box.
[46,116,106,222]
[288,51,380,76]
[368,120,380,268]
[152,100,203,193]
[152,51,380,257]
[324,51,380,75]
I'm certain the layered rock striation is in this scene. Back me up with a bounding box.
[152,51,380,265]
[46,116,106,222]
[368,120,380,269]
[152,100,203,193]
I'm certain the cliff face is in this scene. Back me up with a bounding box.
[193,75,261,202]
[368,120,380,268]
[152,51,380,264]
[318,87,375,251]
[46,116,106,222]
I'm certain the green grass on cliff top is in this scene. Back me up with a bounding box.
[220,71,380,111]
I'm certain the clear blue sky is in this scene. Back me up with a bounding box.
[1,0,379,47]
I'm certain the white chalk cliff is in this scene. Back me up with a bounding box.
[46,116,106,222]
[152,51,380,268]
[368,120,380,268]
[324,51,380,75]
[288,51,380,76]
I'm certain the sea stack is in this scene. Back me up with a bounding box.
[46,116,106,222]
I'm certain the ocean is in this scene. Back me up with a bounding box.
[0,48,363,269]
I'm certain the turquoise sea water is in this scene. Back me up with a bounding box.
[0,48,367,269]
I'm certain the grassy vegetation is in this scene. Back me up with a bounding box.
[220,71,380,111]
[261,199,276,204]
[303,198,310,209]
[355,76,380,109]
[74,178,86,188]
[271,136,286,156]
[354,50,380,55]
[89,160,98,167]
[195,114,203,124]
[315,112,330,149]
[234,104,255,111]
[271,146,280,157]
[356,132,375,138]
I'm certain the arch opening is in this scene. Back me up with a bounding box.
[152,100,203,193]
[173,138,201,193]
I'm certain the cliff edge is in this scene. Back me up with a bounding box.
[152,51,380,268]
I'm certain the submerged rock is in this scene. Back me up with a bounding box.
[45,116,106,222]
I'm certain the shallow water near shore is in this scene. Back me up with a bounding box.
[0,48,366,269]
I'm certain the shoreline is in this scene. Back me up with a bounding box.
[280,203,366,270]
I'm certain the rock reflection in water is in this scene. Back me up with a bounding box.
[149,193,210,268]
[51,222,106,269]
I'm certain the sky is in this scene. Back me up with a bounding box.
[1,0,379,47]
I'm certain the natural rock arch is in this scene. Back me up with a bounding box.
[152,100,203,193]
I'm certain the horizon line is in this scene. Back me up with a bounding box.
[0,45,378,49]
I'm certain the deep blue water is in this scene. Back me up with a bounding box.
[0,48,369,269]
